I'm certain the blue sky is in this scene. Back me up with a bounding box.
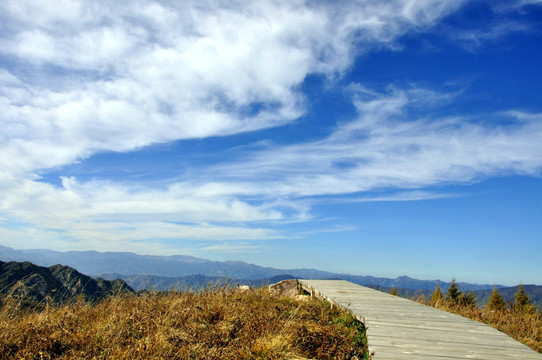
[1,0,541,285]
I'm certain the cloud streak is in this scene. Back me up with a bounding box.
[208,88,542,198]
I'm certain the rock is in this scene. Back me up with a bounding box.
[269,279,300,297]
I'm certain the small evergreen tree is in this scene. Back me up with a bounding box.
[513,284,531,312]
[486,287,506,311]
[460,290,476,307]
[389,288,398,296]
[446,278,461,304]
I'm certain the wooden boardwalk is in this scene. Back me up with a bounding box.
[299,280,542,360]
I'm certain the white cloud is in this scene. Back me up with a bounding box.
[319,191,457,204]
[1,177,283,225]
[0,0,464,179]
[0,222,278,255]
[4,0,541,253]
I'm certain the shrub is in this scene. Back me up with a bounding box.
[487,288,506,312]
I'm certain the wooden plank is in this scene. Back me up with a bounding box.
[299,279,542,360]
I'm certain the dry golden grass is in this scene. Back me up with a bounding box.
[0,287,368,359]
[421,296,542,353]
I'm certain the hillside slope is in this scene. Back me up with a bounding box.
[0,261,133,309]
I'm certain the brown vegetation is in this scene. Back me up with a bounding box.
[0,287,368,359]
[420,282,542,353]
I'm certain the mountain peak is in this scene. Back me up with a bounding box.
[0,260,133,309]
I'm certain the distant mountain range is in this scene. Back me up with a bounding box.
[0,244,530,295]
[0,244,336,280]
[2,244,541,309]
[0,260,133,309]
[99,273,297,291]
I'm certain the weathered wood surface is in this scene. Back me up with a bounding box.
[299,279,542,360]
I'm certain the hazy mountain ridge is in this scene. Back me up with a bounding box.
[99,273,297,291]
[0,245,336,280]
[0,245,506,292]
[0,260,134,309]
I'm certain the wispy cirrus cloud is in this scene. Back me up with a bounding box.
[317,191,458,205]
[196,242,267,254]
[441,0,541,51]
[207,87,542,199]
[452,20,531,51]
[493,0,542,12]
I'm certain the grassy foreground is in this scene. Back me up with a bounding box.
[0,287,368,359]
